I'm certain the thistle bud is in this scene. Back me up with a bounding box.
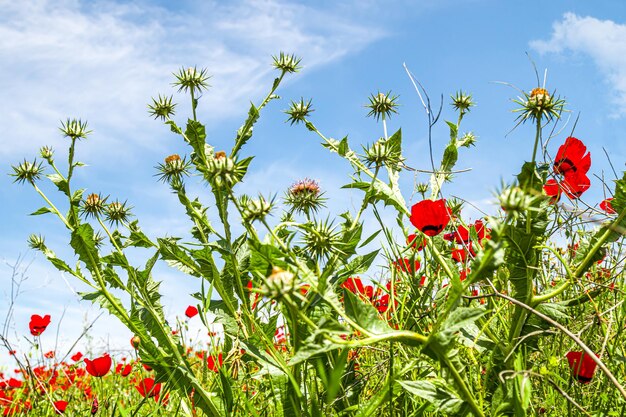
[148,94,177,121]
[105,200,132,225]
[28,234,46,251]
[262,266,296,300]
[285,98,313,125]
[10,159,44,184]
[284,178,325,216]
[82,193,107,218]
[172,66,211,94]
[241,194,273,223]
[451,90,474,114]
[272,52,302,73]
[130,336,141,349]
[39,146,54,162]
[59,118,91,140]
[366,91,399,121]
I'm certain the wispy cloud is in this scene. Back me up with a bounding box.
[530,12,626,117]
[0,0,385,158]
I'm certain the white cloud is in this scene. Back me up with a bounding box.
[530,12,626,117]
[0,0,385,158]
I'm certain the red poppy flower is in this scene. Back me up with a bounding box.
[409,199,451,237]
[53,400,68,414]
[600,198,616,214]
[451,248,469,263]
[560,171,590,198]
[341,277,374,301]
[136,377,162,399]
[70,352,83,362]
[566,351,598,383]
[554,137,591,176]
[84,354,111,378]
[7,378,23,389]
[142,363,153,371]
[207,353,223,373]
[29,314,51,336]
[393,258,420,274]
[184,305,198,318]
[115,363,132,377]
[44,351,55,359]
[407,234,426,251]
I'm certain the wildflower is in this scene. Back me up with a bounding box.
[566,351,598,383]
[409,199,451,237]
[84,354,112,377]
[366,91,399,121]
[451,90,475,114]
[185,305,198,318]
[147,94,176,121]
[10,159,44,184]
[600,198,616,214]
[53,400,68,414]
[341,277,374,301]
[407,234,426,251]
[156,154,190,185]
[284,178,326,215]
[393,258,420,274]
[104,200,132,225]
[285,98,314,125]
[71,352,83,362]
[29,314,51,336]
[272,52,302,73]
[207,353,223,373]
[172,67,211,94]
[115,363,132,377]
[59,118,91,140]
[545,137,591,200]
[262,266,296,299]
[240,194,273,223]
[553,137,591,176]
[130,336,141,349]
[513,87,565,124]
[44,351,55,359]
[136,377,161,399]
[81,193,107,218]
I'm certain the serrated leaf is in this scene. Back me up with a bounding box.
[397,379,464,414]
[70,223,99,273]
[343,289,392,335]
[46,173,70,196]
[424,307,486,357]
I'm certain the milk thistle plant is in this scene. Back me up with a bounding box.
[8,53,626,417]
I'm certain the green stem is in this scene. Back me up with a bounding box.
[32,183,72,230]
[441,355,486,417]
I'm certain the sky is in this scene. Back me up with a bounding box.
[2,0,626,368]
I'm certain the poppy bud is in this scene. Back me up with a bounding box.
[91,397,99,415]
[130,336,141,349]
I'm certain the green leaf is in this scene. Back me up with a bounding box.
[445,120,458,140]
[424,307,486,357]
[70,223,99,273]
[232,102,260,155]
[397,379,464,414]
[158,238,201,276]
[337,136,349,157]
[359,229,382,248]
[342,180,409,215]
[185,119,208,164]
[46,173,70,196]
[30,206,53,216]
[343,289,392,335]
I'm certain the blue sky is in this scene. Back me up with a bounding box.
[2,0,626,367]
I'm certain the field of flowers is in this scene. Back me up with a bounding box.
[4,54,626,416]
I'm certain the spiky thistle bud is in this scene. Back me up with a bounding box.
[458,132,477,148]
[10,159,44,184]
[241,194,273,223]
[513,86,566,124]
[285,98,314,125]
[148,94,177,120]
[415,182,429,197]
[39,146,54,163]
[366,91,399,121]
[363,137,404,168]
[81,193,107,218]
[299,218,343,260]
[451,90,475,114]
[261,266,296,300]
[28,234,46,251]
[60,118,91,140]
[172,67,211,94]
[156,154,190,185]
[284,178,325,216]
[206,151,237,187]
[105,200,132,225]
[272,52,302,73]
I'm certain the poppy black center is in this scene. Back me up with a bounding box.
[422,224,442,234]
[555,157,576,173]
